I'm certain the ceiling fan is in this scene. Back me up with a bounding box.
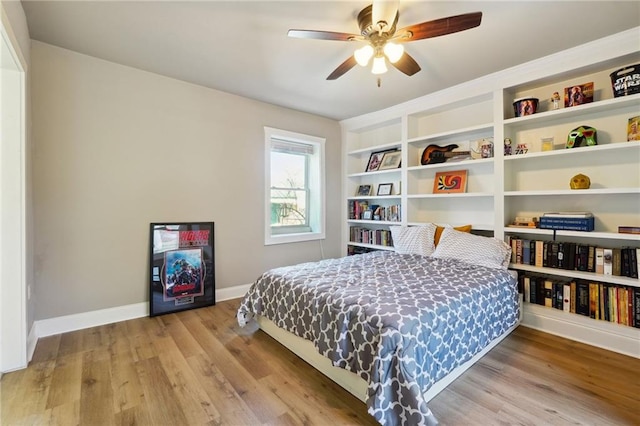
[288,1,482,81]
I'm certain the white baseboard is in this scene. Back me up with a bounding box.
[521,304,640,358]
[34,302,149,339]
[27,322,38,363]
[216,283,251,303]
[28,283,252,361]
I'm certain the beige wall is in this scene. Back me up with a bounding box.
[31,41,342,320]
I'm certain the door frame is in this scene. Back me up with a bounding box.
[1,7,28,373]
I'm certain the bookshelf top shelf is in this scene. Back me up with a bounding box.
[504,227,640,241]
[503,93,640,125]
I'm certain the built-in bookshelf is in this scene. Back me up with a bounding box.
[517,273,638,327]
[340,28,640,356]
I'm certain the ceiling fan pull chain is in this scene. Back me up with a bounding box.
[377,78,381,88]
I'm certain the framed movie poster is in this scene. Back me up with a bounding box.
[149,222,215,316]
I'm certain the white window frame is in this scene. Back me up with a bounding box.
[264,127,325,245]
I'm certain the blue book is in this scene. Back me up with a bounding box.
[522,239,531,265]
[540,216,594,231]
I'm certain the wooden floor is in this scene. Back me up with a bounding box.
[2,299,639,426]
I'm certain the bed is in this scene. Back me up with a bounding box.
[237,225,520,425]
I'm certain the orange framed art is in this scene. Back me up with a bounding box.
[433,170,468,194]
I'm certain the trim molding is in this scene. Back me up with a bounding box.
[521,304,640,359]
[27,283,252,361]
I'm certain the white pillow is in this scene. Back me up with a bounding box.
[432,227,511,270]
[389,224,437,256]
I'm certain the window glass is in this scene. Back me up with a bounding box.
[264,127,325,245]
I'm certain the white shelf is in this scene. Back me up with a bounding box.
[408,222,494,231]
[347,168,401,178]
[504,188,640,196]
[347,142,402,156]
[504,227,640,241]
[504,141,640,161]
[407,157,494,171]
[347,220,400,225]
[347,242,395,251]
[348,196,401,201]
[510,263,640,287]
[407,192,494,199]
[504,93,640,126]
[407,123,493,145]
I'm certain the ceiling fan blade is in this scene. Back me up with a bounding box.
[288,29,361,42]
[391,52,421,76]
[327,56,358,80]
[395,12,482,42]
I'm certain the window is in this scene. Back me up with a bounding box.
[264,127,325,245]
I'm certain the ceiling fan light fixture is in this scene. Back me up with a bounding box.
[372,0,399,34]
[354,45,374,66]
[371,56,388,75]
[383,42,404,63]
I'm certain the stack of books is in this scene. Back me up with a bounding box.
[539,212,594,232]
[618,226,640,235]
[511,216,539,228]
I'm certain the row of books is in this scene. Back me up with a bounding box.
[348,200,401,222]
[507,237,639,278]
[349,227,393,247]
[510,212,597,232]
[519,274,640,328]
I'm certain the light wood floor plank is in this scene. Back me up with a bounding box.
[109,345,145,414]
[29,335,61,364]
[45,352,82,410]
[135,356,190,425]
[2,298,639,425]
[154,334,222,424]
[79,350,115,425]
[186,352,263,425]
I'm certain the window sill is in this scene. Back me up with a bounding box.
[265,231,325,245]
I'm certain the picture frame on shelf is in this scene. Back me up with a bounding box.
[356,184,372,196]
[564,82,594,107]
[377,183,393,196]
[149,222,215,317]
[378,151,402,170]
[365,149,395,172]
[433,170,468,194]
[363,210,373,220]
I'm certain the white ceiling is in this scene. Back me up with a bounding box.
[21,0,640,121]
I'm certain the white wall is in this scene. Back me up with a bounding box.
[31,41,342,321]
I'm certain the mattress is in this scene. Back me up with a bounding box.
[237,251,519,425]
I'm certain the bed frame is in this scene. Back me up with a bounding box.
[257,293,522,404]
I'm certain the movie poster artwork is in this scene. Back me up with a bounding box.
[149,222,215,316]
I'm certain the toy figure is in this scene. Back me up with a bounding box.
[570,173,591,189]
[504,138,512,156]
[551,92,561,110]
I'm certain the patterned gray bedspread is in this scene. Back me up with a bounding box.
[237,251,519,425]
